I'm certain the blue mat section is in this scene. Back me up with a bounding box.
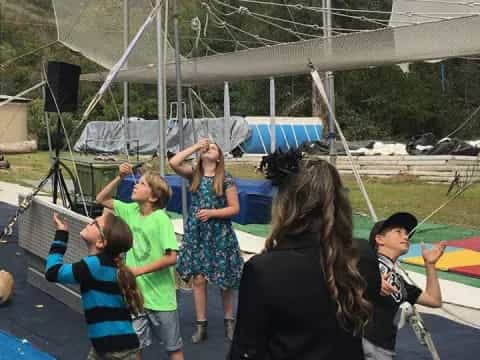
[400,244,460,260]
[0,331,55,360]
[117,175,275,225]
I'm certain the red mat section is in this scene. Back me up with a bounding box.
[449,265,480,278]
[446,236,480,252]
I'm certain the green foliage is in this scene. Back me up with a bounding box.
[2,0,480,150]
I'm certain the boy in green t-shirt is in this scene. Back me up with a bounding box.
[97,163,184,360]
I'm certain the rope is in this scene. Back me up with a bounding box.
[409,171,478,235]
[310,66,378,221]
[0,82,46,108]
[182,35,265,45]
[396,266,480,330]
[190,88,218,118]
[237,0,449,24]
[82,1,163,121]
[200,2,280,44]
[212,0,325,39]
[444,103,480,138]
[0,41,58,71]
[107,87,131,162]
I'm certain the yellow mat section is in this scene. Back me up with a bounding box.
[401,249,480,271]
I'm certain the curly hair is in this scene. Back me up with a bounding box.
[265,159,372,335]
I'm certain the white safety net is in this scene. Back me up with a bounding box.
[53,0,178,70]
[81,15,480,85]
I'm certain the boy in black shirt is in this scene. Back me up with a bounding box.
[363,212,446,359]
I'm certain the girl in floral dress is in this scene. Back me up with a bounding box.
[169,138,243,344]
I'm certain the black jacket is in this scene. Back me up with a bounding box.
[229,236,380,360]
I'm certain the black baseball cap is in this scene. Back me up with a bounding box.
[369,212,418,249]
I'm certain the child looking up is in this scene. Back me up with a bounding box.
[46,212,142,360]
[96,167,184,360]
[169,139,243,343]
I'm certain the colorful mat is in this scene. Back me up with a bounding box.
[447,236,480,252]
[449,265,480,278]
[399,244,460,260]
[401,249,480,271]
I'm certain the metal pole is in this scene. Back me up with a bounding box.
[173,0,188,223]
[224,81,230,151]
[269,77,276,153]
[123,0,130,157]
[188,88,197,144]
[156,0,165,176]
[40,69,54,163]
[325,0,336,164]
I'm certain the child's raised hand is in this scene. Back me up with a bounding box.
[53,212,68,231]
[195,138,210,152]
[119,162,133,178]
[421,241,446,265]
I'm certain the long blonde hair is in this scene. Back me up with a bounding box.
[190,143,226,196]
[265,159,372,335]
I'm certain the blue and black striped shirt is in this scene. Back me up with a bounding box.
[45,230,139,354]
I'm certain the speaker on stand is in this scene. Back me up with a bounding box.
[42,62,81,209]
[1,61,86,242]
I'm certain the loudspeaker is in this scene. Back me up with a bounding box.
[44,61,81,113]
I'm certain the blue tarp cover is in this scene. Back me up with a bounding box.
[117,175,275,225]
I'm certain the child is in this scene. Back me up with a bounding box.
[46,212,142,360]
[169,138,243,343]
[364,212,446,359]
[96,167,184,360]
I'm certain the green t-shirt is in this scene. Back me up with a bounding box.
[113,200,178,311]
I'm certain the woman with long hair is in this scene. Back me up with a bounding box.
[229,155,376,359]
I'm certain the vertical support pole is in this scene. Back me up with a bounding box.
[322,0,336,165]
[123,0,130,157]
[173,0,188,223]
[224,81,230,152]
[269,77,276,153]
[156,0,165,176]
[188,88,197,144]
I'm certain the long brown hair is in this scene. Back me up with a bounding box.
[190,143,225,196]
[103,213,144,316]
[265,159,372,335]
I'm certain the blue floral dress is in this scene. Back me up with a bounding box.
[177,172,243,289]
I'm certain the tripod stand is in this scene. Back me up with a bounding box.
[0,115,79,241]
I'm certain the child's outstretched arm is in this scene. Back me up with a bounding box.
[169,138,209,178]
[416,241,446,308]
[45,213,88,284]
[96,163,131,209]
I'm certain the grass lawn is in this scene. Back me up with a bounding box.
[0,151,479,229]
